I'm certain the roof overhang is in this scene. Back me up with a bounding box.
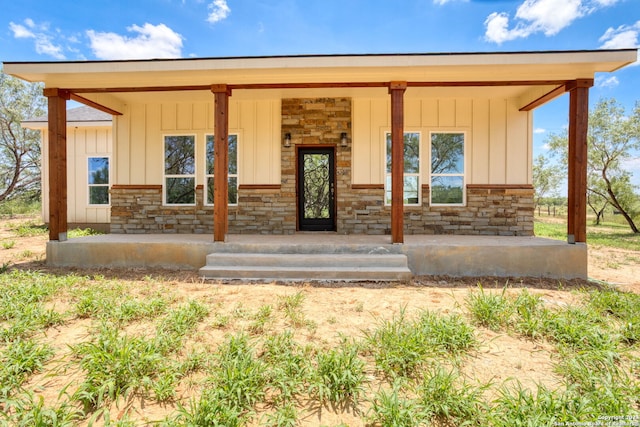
[4,49,637,111]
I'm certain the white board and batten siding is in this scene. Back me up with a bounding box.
[352,97,532,186]
[113,95,531,188]
[114,100,282,186]
[41,126,112,224]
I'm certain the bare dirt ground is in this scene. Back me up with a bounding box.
[0,216,638,426]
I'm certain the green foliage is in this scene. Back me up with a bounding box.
[417,365,488,425]
[367,381,425,427]
[544,98,640,233]
[209,333,267,411]
[364,308,476,379]
[71,325,166,412]
[0,71,45,203]
[308,341,365,405]
[0,338,54,399]
[261,331,309,403]
[465,285,513,331]
[67,227,103,238]
[0,271,71,341]
[0,391,81,427]
[12,221,48,237]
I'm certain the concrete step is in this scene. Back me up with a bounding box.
[199,252,412,281]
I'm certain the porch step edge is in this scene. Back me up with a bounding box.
[198,265,412,281]
[204,252,409,268]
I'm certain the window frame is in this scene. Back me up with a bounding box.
[384,130,422,207]
[163,134,197,206]
[204,133,239,206]
[87,156,110,206]
[428,131,466,207]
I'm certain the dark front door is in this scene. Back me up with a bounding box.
[297,147,336,231]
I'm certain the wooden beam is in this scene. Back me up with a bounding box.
[43,88,70,241]
[69,93,123,116]
[519,85,566,111]
[567,79,592,244]
[389,81,407,244]
[212,84,231,242]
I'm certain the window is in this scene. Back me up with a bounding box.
[385,132,420,205]
[88,157,110,205]
[205,134,238,205]
[164,135,196,205]
[430,132,465,205]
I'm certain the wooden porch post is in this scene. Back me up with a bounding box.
[566,79,592,244]
[211,85,231,242]
[389,82,407,244]
[43,88,69,241]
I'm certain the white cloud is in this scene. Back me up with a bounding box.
[207,0,231,24]
[9,21,35,38]
[595,75,619,88]
[534,128,546,134]
[485,0,618,44]
[9,19,65,59]
[87,23,184,60]
[599,21,640,49]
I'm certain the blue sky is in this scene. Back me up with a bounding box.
[1,0,639,186]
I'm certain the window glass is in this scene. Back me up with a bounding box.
[206,134,238,205]
[164,135,195,205]
[430,133,465,205]
[88,157,109,205]
[385,132,420,205]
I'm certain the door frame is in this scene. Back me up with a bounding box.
[296,145,337,232]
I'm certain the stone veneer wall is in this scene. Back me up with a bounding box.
[110,97,534,236]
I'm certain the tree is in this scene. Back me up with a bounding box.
[546,98,640,233]
[0,70,46,203]
[532,154,561,208]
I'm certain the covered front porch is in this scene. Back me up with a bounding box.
[46,233,587,280]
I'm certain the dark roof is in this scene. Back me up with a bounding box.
[24,105,112,123]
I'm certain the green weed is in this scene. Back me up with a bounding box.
[249,304,272,334]
[0,391,80,427]
[0,338,54,399]
[465,285,513,331]
[12,221,48,237]
[416,365,488,426]
[71,325,166,412]
[367,381,425,427]
[2,240,16,249]
[261,331,310,403]
[261,401,298,427]
[278,291,307,327]
[167,388,247,427]
[209,333,267,411]
[68,227,103,238]
[308,341,365,405]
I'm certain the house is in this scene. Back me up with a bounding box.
[5,49,638,280]
[22,106,113,233]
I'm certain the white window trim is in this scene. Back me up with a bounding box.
[87,155,111,206]
[383,130,422,207]
[163,134,197,206]
[428,130,467,207]
[204,133,239,207]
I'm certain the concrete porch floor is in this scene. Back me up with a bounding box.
[46,233,588,280]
